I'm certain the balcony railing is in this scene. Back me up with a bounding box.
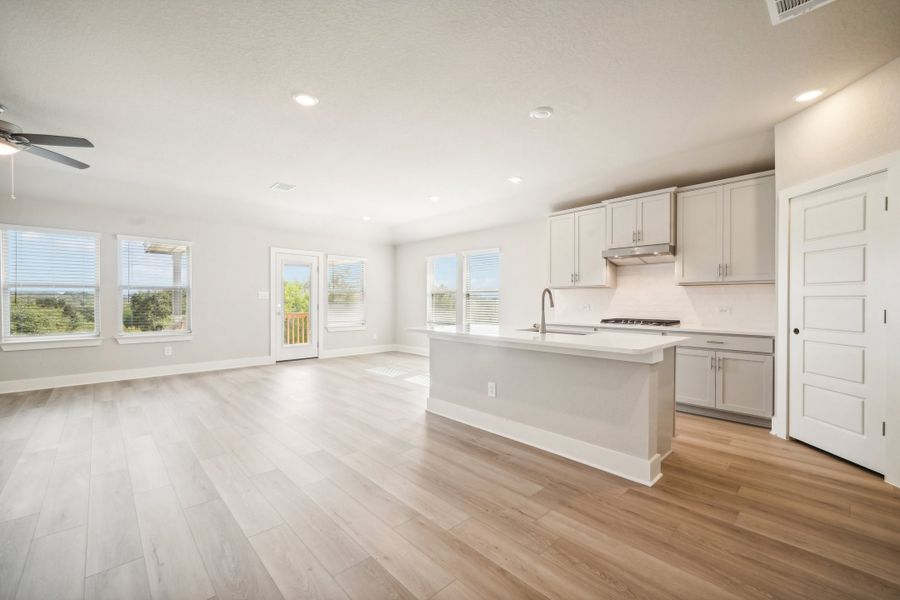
[284,312,310,345]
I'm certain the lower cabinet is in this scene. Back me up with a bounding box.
[676,347,773,419]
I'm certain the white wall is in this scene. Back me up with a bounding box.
[395,218,775,351]
[0,197,395,385]
[775,56,900,189]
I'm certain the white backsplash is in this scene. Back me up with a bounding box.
[550,263,776,331]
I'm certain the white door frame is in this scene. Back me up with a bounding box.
[270,247,326,360]
[775,150,900,487]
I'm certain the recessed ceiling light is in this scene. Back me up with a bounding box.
[362,216,371,221]
[428,196,440,202]
[269,182,296,192]
[529,106,554,120]
[508,176,523,184]
[292,93,320,107]
[793,89,824,103]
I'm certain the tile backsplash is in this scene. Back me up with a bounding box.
[550,263,776,331]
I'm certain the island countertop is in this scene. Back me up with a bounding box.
[410,325,688,364]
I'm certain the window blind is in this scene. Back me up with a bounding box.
[464,249,500,329]
[119,237,191,334]
[427,255,457,325]
[327,256,365,329]
[1,227,99,338]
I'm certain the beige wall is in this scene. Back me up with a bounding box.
[0,198,395,384]
[394,218,776,351]
[775,56,900,189]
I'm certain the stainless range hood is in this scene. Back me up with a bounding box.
[602,243,675,266]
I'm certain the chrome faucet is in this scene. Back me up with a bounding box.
[540,288,555,334]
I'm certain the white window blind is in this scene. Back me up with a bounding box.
[119,236,191,335]
[1,226,99,339]
[464,249,500,330]
[327,255,365,330]
[427,255,458,325]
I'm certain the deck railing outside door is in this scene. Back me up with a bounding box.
[284,312,310,344]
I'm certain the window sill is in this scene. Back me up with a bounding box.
[326,325,367,332]
[116,333,193,345]
[1,336,103,351]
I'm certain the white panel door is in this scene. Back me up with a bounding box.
[273,252,319,361]
[716,352,773,417]
[607,200,637,248]
[575,207,609,286]
[723,176,776,282]
[675,348,716,408]
[548,214,575,288]
[789,172,887,472]
[636,193,671,245]
[676,187,722,284]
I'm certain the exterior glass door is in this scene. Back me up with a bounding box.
[274,252,318,360]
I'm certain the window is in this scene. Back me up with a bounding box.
[1,226,100,343]
[118,236,191,337]
[327,255,365,330]
[427,254,458,326]
[463,249,500,331]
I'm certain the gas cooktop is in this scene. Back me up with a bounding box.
[600,318,681,326]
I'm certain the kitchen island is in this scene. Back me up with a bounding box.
[411,326,688,485]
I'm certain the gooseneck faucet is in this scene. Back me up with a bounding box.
[540,288,555,334]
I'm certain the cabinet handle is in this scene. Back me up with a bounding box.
[717,357,722,371]
[710,355,715,369]
[724,263,729,276]
[718,263,722,278]
[570,273,574,283]
[575,273,579,282]
[632,231,636,244]
[638,230,642,242]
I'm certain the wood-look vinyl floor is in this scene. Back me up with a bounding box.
[0,352,898,600]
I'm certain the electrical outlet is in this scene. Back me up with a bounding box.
[487,381,497,398]
[164,346,173,357]
[372,332,378,341]
[258,290,270,300]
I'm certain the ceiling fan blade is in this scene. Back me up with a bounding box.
[23,145,90,169]
[14,134,94,147]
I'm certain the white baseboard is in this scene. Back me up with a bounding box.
[393,344,429,357]
[318,344,400,359]
[0,355,275,394]
[427,396,663,486]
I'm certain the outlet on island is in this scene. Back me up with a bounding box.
[164,346,173,356]
[487,381,497,398]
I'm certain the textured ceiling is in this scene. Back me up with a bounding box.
[1,0,899,243]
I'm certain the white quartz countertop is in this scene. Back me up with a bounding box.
[410,325,688,362]
[545,322,776,338]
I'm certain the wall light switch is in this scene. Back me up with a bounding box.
[487,382,497,398]
[258,290,270,300]
[164,346,173,357]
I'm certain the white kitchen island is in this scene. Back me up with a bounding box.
[411,326,688,486]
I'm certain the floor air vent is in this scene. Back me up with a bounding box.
[767,0,837,24]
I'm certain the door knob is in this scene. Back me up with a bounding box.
[793,328,799,335]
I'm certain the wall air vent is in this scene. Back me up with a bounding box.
[767,0,837,24]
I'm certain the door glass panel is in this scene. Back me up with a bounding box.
[282,263,311,346]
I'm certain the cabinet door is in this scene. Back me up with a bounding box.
[575,207,612,287]
[676,187,722,284]
[547,214,575,287]
[723,176,775,282]
[716,352,773,417]
[607,200,637,248]
[675,348,716,408]
[636,193,672,245]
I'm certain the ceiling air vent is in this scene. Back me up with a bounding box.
[269,182,296,192]
[767,0,837,25]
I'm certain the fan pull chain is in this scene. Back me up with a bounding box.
[10,154,15,200]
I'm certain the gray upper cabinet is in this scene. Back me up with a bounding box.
[547,206,615,288]
[676,172,775,285]
[606,191,674,248]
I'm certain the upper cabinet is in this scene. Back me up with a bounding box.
[606,191,674,248]
[547,206,616,288]
[676,173,775,285]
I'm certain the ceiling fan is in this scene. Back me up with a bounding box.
[0,105,94,169]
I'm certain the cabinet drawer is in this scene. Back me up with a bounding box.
[665,332,773,353]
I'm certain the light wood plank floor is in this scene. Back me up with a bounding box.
[1,352,898,600]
